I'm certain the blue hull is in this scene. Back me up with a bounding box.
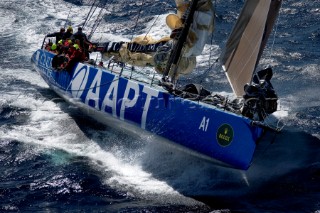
[31,49,263,170]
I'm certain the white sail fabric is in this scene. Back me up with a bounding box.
[181,0,215,57]
[220,0,272,97]
[170,0,215,57]
[102,0,215,79]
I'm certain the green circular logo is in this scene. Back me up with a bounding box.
[217,124,234,147]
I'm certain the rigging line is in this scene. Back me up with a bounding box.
[122,0,145,70]
[88,0,114,40]
[88,1,108,40]
[258,108,284,132]
[94,35,104,63]
[263,110,286,132]
[276,118,285,131]
[143,14,161,40]
[130,0,146,41]
[64,2,73,28]
[142,0,174,40]
[199,32,216,84]
[87,3,100,25]
[268,2,282,61]
[82,0,97,29]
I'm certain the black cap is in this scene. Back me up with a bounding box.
[78,27,82,31]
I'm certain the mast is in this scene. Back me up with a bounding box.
[162,0,199,83]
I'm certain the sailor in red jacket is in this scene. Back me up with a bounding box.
[64,44,87,72]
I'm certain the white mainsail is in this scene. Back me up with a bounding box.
[220,0,282,97]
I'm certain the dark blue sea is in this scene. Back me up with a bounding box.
[1,0,320,212]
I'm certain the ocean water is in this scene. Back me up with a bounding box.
[0,0,320,212]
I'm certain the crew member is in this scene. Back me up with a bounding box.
[72,27,92,58]
[63,26,73,40]
[47,27,65,44]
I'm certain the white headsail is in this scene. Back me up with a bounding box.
[220,0,282,97]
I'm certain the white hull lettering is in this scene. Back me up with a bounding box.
[85,69,102,110]
[141,86,159,129]
[70,64,89,98]
[199,116,210,132]
[70,65,159,127]
[101,76,118,117]
[120,81,139,121]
